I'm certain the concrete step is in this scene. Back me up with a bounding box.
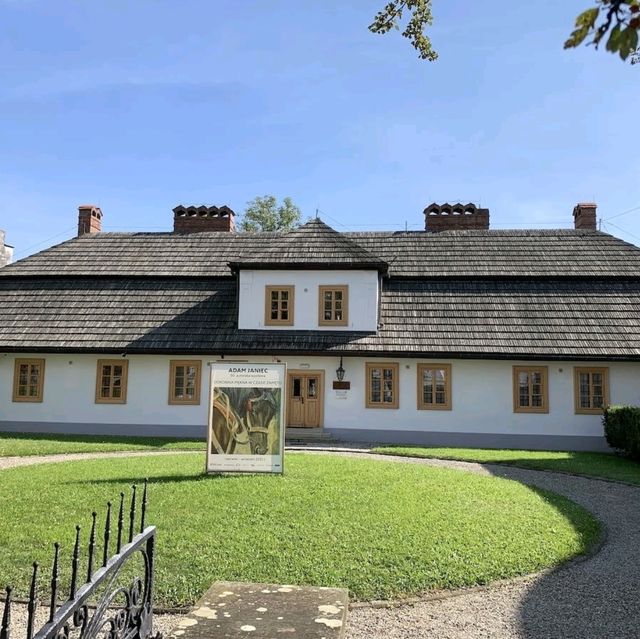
[285,428,336,442]
[170,581,348,638]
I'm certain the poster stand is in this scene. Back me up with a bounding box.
[206,362,286,474]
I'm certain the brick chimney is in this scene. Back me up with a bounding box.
[77,205,103,237]
[573,202,597,231]
[424,203,490,232]
[173,205,236,233]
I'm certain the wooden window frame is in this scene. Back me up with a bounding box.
[264,285,295,326]
[169,360,202,405]
[318,285,349,327]
[95,359,129,404]
[574,367,609,415]
[12,358,45,403]
[513,366,549,414]
[417,364,452,410]
[365,362,399,409]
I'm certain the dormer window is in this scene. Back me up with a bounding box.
[318,285,348,327]
[265,285,294,326]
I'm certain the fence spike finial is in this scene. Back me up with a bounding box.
[70,526,81,599]
[49,543,60,623]
[103,502,112,568]
[117,492,125,553]
[1,585,12,639]
[140,479,148,533]
[26,563,38,639]
[87,512,97,582]
[128,485,137,544]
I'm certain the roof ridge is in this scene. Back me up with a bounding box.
[230,217,388,269]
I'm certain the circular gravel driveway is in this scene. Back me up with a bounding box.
[2,448,638,638]
[331,452,640,639]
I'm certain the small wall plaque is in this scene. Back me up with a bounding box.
[333,381,351,390]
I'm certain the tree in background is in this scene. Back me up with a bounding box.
[368,0,639,63]
[239,195,302,232]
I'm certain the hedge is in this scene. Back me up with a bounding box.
[603,405,640,459]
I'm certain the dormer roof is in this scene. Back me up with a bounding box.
[228,218,388,272]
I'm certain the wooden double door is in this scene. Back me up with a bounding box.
[287,370,324,428]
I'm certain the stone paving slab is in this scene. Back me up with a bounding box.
[170,581,348,639]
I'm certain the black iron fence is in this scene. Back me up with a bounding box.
[1,481,159,639]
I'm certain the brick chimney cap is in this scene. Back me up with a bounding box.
[78,204,102,219]
[424,202,482,216]
[424,202,489,232]
[173,204,236,218]
[573,202,597,216]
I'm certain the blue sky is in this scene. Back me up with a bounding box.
[2,0,639,259]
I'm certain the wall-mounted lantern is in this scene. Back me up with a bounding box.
[333,356,350,390]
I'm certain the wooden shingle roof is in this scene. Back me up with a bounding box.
[2,218,640,359]
[1,277,640,359]
[230,218,388,271]
[350,229,640,278]
[3,228,640,278]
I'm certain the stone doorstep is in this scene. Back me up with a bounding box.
[169,581,348,638]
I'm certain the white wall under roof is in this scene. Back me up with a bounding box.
[1,352,637,450]
[237,269,379,331]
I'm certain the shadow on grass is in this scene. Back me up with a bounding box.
[62,473,277,486]
[475,462,640,638]
[373,446,640,486]
[0,431,204,447]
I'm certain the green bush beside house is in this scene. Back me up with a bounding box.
[604,406,640,459]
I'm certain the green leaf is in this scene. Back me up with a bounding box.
[565,25,590,49]
[565,8,599,50]
[576,7,600,28]
[618,26,639,59]
[606,23,623,52]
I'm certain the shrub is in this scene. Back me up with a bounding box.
[603,405,640,459]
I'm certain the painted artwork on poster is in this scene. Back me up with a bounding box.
[207,363,286,473]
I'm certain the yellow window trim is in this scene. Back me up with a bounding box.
[264,285,295,326]
[169,360,202,405]
[417,363,452,410]
[318,285,349,327]
[574,367,609,415]
[12,358,45,403]
[365,362,399,409]
[512,366,549,414]
[95,359,129,404]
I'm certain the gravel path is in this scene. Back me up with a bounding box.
[2,448,639,638]
[326,452,640,639]
[0,448,197,471]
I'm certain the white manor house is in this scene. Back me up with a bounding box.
[1,201,639,451]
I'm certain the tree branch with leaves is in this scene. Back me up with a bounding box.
[564,0,640,60]
[369,0,437,60]
[368,0,639,64]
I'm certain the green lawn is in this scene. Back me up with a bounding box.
[372,446,640,485]
[0,453,599,607]
[0,432,205,457]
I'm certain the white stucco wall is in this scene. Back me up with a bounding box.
[1,352,638,449]
[322,357,640,438]
[237,270,379,331]
[0,353,209,434]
